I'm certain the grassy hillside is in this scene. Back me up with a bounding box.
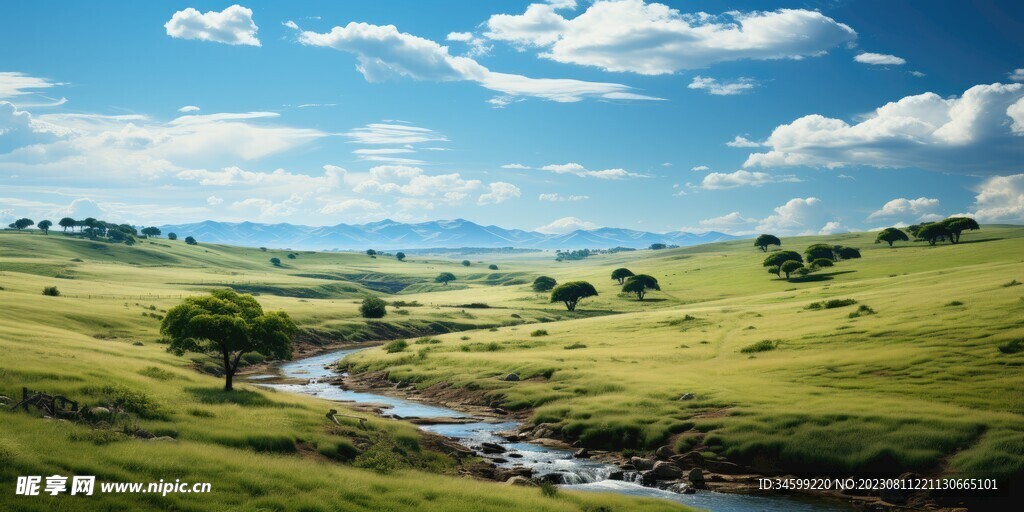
[0,231,684,512]
[345,227,1024,485]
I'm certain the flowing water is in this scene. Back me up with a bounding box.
[258,347,854,512]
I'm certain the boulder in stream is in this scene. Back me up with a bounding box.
[480,442,506,454]
[652,461,683,480]
[630,456,655,471]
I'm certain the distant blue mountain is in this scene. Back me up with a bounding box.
[158,218,742,250]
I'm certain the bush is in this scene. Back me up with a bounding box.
[461,260,471,267]
[414,337,441,345]
[360,296,388,318]
[997,339,1024,354]
[564,342,587,350]
[488,264,498,270]
[385,339,408,353]
[740,340,778,353]
[540,481,558,498]
[532,276,557,292]
[807,298,858,310]
[945,301,964,306]
[810,258,834,268]
[530,329,549,337]
[269,257,281,266]
[42,286,60,296]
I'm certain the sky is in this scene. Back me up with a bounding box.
[1,0,1023,236]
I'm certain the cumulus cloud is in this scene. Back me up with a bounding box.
[854,52,906,66]
[535,216,597,234]
[964,173,1024,224]
[297,21,661,104]
[696,211,758,233]
[539,162,647,179]
[484,1,856,75]
[165,4,261,46]
[744,82,1024,174]
[867,197,942,223]
[1010,69,1024,82]
[232,194,306,218]
[446,31,492,57]
[207,196,224,206]
[539,193,588,201]
[177,166,343,190]
[688,76,757,96]
[818,221,849,235]
[755,197,844,235]
[320,198,382,214]
[352,165,483,201]
[0,101,64,153]
[725,136,761,148]
[477,182,522,205]
[700,170,799,189]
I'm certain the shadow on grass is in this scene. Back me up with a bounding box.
[637,298,669,303]
[187,387,295,408]
[786,270,858,283]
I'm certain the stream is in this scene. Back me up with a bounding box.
[256,347,855,512]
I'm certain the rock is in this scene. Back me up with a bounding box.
[395,380,410,389]
[639,471,658,487]
[491,458,508,464]
[630,456,655,471]
[90,407,111,417]
[508,453,523,458]
[670,451,705,468]
[608,471,625,481]
[538,473,568,485]
[573,448,590,459]
[655,445,675,460]
[480,442,506,454]
[679,393,695,401]
[134,429,154,439]
[688,468,705,483]
[506,476,537,487]
[503,373,520,382]
[652,461,683,480]
[682,486,696,494]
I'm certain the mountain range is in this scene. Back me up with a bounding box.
[157,219,741,251]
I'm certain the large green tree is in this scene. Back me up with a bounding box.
[622,274,660,300]
[916,223,948,246]
[942,217,980,244]
[876,227,909,247]
[161,290,296,391]
[395,252,406,261]
[141,227,162,238]
[435,272,456,286]
[37,220,52,234]
[804,244,835,262]
[611,268,635,284]
[780,260,804,279]
[763,250,802,268]
[754,234,781,252]
[9,218,33,230]
[58,217,76,233]
[550,281,598,311]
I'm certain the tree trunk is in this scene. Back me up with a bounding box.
[887,241,893,247]
[222,352,234,391]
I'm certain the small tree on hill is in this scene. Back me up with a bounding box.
[876,227,909,247]
[780,260,804,279]
[805,243,835,262]
[185,236,198,245]
[611,267,635,284]
[161,290,296,391]
[916,223,947,246]
[141,227,161,238]
[622,274,660,300]
[488,264,498,270]
[396,252,406,261]
[551,281,598,311]
[461,260,471,267]
[754,234,781,252]
[435,272,456,286]
[359,296,388,319]
[763,250,802,269]
[37,220,52,234]
[366,249,376,256]
[9,218,33,230]
[810,258,834,269]
[942,217,980,244]
[767,265,781,278]
[532,276,557,292]
[59,217,76,233]
[270,257,282,266]
[168,232,178,240]
[833,246,861,259]
[649,243,667,250]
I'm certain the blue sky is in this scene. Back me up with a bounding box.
[1,0,1022,235]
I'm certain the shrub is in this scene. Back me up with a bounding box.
[269,257,282,266]
[414,338,441,345]
[540,481,558,498]
[359,296,388,318]
[997,339,1024,354]
[849,305,875,318]
[530,329,549,337]
[810,258,834,268]
[564,342,587,350]
[488,264,498,270]
[1003,279,1021,288]
[740,340,778,353]
[808,298,858,309]
[42,286,60,296]
[532,276,557,292]
[945,301,964,306]
[461,260,471,267]
[385,339,408,353]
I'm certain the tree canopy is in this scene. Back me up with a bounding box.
[611,267,635,284]
[366,249,376,256]
[395,252,406,261]
[141,227,161,237]
[185,236,198,245]
[58,217,76,232]
[8,218,33,230]
[780,260,804,279]
[804,244,835,262]
[550,281,598,311]
[270,257,282,266]
[435,272,456,285]
[942,217,980,243]
[763,250,802,268]
[876,227,909,247]
[161,290,296,391]
[833,246,861,259]
[622,274,660,300]
[37,220,52,234]
[461,260,471,267]
[916,223,948,246]
[359,296,388,319]
[168,232,178,240]
[754,234,781,252]
[532,276,557,292]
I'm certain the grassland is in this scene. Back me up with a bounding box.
[344,227,1024,488]
[0,231,686,511]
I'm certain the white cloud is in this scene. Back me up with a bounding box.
[538,193,588,201]
[501,163,532,170]
[297,21,661,104]
[697,212,757,232]
[547,0,578,9]
[756,197,843,235]
[207,196,224,206]
[964,173,1024,224]
[700,170,799,189]
[484,2,857,75]
[477,182,522,205]
[177,166,343,191]
[725,135,761,148]
[818,221,849,235]
[540,162,647,179]
[352,165,483,201]
[867,197,941,222]
[1009,69,1024,82]
[165,4,261,46]
[690,165,709,172]
[745,83,1024,174]
[283,20,299,30]
[178,105,200,113]
[320,198,382,214]
[0,101,63,153]
[854,52,906,66]
[344,123,447,145]
[232,194,306,218]
[688,76,757,96]
[446,31,492,57]
[0,72,63,99]
[535,216,597,234]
